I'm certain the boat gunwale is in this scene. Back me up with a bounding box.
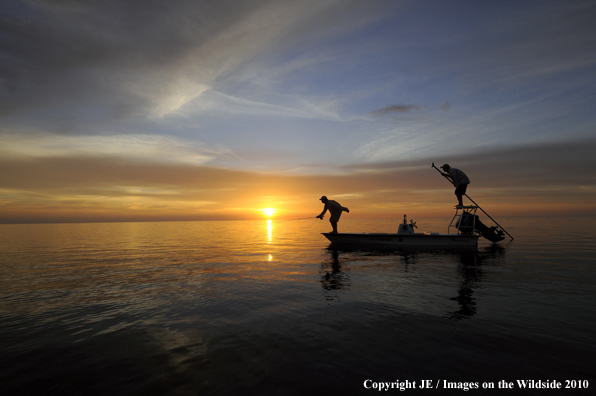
[321,232,478,237]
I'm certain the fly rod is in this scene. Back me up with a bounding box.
[274,216,318,222]
[432,162,514,240]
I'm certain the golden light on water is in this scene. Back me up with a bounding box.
[267,220,273,261]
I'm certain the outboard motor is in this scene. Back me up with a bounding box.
[457,212,505,242]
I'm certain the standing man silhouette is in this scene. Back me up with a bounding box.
[440,164,470,207]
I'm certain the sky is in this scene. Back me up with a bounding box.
[1,0,595,223]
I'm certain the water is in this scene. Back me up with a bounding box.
[1,217,595,395]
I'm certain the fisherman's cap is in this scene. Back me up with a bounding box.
[441,164,450,169]
[319,196,328,201]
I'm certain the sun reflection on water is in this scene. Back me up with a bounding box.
[267,219,273,261]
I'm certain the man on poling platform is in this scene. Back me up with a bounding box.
[440,164,470,207]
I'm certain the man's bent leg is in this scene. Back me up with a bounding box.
[455,184,468,206]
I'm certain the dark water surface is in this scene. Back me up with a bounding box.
[1,217,595,395]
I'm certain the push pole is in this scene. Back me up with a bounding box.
[431,163,514,240]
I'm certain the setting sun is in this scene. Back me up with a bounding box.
[260,208,277,218]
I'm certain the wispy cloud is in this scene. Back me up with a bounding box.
[0,0,351,121]
[181,89,343,121]
[0,131,234,166]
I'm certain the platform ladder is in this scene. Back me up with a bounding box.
[448,205,479,235]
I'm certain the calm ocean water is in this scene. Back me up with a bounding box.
[1,216,595,395]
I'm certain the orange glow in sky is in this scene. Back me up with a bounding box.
[260,208,277,218]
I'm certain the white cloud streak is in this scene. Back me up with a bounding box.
[0,131,233,166]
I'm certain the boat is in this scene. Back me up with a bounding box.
[322,205,506,250]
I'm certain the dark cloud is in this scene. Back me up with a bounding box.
[342,139,596,189]
[370,104,422,117]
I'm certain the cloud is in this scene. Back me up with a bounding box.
[440,102,451,112]
[341,138,596,212]
[367,104,444,127]
[1,138,594,223]
[0,0,337,121]
[181,89,343,121]
[0,131,235,166]
[370,105,422,117]
[2,0,382,124]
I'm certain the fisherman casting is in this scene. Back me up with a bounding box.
[316,196,349,233]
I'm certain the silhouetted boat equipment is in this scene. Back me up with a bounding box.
[431,162,513,240]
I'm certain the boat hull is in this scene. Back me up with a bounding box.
[322,232,478,249]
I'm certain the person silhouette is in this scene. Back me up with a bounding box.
[316,196,349,233]
[440,164,470,207]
